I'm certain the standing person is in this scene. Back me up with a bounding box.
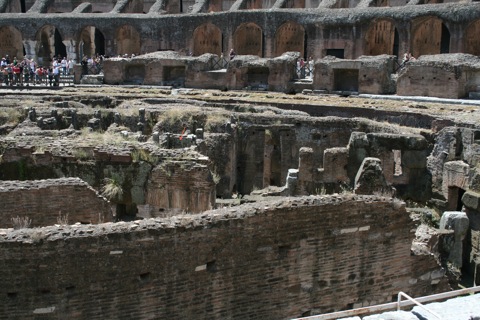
[29,59,35,83]
[308,56,314,78]
[12,63,21,85]
[35,66,42,85]
[299,58,305,78]
[69,59,75,75]
[23,61,30,86]
[53,64,61,86]
[81,56,88,75]
[60,57,67,75]
[2,67,8,86]
[6,64,13,85]
[229,48,236,61]
[47,67,54,86]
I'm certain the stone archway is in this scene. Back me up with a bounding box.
[233,22,263,56]
[464,20,480,56]
[115,25,141,56]
[411,16,449,58]
[192,23,222,56]
[78,26,106,59]
[36,25,66,66]
[364,19,398,56]
[0,26,24,60]
[274,21,305,57]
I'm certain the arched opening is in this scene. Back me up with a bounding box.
[36,25,66,66]
[78,26,106,60]
[274,21,305,57]
[233,23,263,56]
[364,19,398,56]
[464,20,480,56]
[95,29,105,56]
[411,16,449,58]
[0,26,24,60]
[54,29,67,59]
[115,25,141,56]
[192,23,222,56]
[393,29,399,58]
[440,23,450,54]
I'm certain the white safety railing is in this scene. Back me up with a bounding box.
[292,285,480,320]
[397,291,441,319]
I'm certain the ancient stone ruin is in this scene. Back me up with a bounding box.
[1,0,480,97]
[0,85,478,319]
[0,0,479,319]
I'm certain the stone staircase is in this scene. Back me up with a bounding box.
[290,78,313,93]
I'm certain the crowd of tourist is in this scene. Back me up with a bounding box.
[0,55,76,87]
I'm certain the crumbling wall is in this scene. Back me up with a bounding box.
[0,195,449,319]
[313,55,396,94]
[0,178,112,227]
[145,159,216,215]
[292,131,432,201]
[397,54,480,99]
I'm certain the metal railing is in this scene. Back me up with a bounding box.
[81,62,103,76]
[0,72,74,87]
[293,285,480,320]
[296,63,314,80]
[397,291,441,319]
[210,57,229,70]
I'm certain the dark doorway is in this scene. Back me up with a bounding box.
[247,67,269,90]
[326,49,344,59]
[54,29,67,59]
[393,29,399,58]
[94,29,105,56]
[334,69,359,92]
[440,23,450,54]
[20,0,26,12]
[163,66,185,87]
[447,186,465,211]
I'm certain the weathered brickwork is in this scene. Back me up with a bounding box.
[2,2,480,63]
[0,195,448,319]
[145,159,216,215]
[0,178,112,227]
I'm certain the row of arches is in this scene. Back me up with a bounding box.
[0,24,139,65]
[195,18,480,59]
[1,17,480,64]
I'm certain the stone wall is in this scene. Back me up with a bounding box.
[313,55,396,94]
[396,53,480,99]
[0,195,448,319]
[2,2,480,63]
[103,51,298,91]
[145,159,216,215]
[0,177,112,227]
[293,131,432,201]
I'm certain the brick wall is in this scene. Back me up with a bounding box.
[0,195,448,319]
[0,178,112,227]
